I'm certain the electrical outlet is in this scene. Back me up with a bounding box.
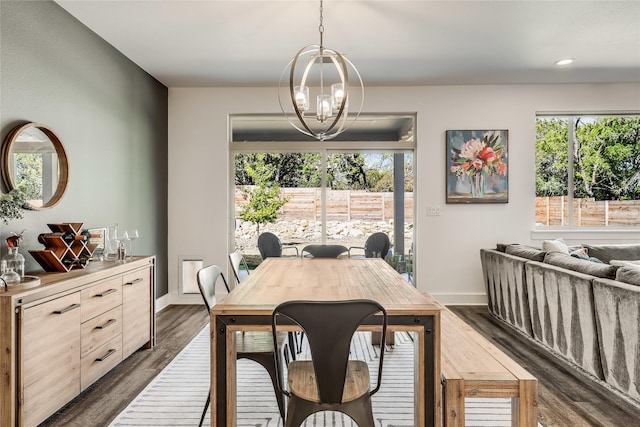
[427,206,440,216]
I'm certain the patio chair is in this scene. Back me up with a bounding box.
[348,232,391,259]
[301,244,348,258]
[196,265,286,425]
[271,299,388,426]
[257,232,299,259]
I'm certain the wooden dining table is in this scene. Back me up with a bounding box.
[210,257,441,426]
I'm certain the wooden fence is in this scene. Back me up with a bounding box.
[235,187,414,221]
[535,196,640,226]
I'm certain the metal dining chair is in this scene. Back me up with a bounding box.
[229,251,300,359]
[228,250,250,288]
[271,299,388,426]
[348,232,391,259]
[196,265,286,425]
[257,232,299,259]
[301,244,349,258]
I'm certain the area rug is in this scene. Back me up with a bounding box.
[110,325,518,427]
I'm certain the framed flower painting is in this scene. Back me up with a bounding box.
[446,129,508,203]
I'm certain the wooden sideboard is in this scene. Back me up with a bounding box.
[0,256,156,427]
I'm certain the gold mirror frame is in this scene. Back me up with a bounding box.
[1,122,69,210]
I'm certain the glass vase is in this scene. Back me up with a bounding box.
[471,174,485,198]
[2,246,25,281]
[104,224,120,261]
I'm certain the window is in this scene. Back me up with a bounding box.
[535,114,640,227]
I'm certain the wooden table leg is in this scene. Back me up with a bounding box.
[513,379,538,427]
[413,317,437,426]
[212,314,237,426]
[212,314,225,426]
[443,378,465,427]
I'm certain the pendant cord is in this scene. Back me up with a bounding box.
[319,0,325,95]
[319,0,324,48]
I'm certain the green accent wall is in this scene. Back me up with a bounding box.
[1,0,169,296]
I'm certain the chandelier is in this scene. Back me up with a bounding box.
[278,0,364,141]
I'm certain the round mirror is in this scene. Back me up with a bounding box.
[1,122,69,209]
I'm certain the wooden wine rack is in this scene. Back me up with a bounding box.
[29,222,98,272]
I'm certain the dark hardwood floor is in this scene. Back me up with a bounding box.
[40,304,640,426]
[41,304,209,427]
[449,305,640,427]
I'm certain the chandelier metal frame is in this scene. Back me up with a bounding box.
[278,0,364,141]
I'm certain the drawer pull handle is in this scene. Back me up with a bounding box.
[95,348,116,362]
[95,318,117,330]
[53,303,80,314]
[124,278,144,286]
[95,289,117,297]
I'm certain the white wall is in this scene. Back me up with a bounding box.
[168,83,640,305]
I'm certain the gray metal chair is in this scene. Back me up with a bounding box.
[271,299,388,426]
[301,244,348,258]
[196,265,286,426]
[348,232,391,259]
[257,232,299,259]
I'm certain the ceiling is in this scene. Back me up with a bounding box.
[54,0,640,88]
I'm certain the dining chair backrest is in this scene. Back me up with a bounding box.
[257,232,299,259]
[196,265,230,312]
[301,244,348,259]
[271,299,387,404]
[364,232,391,258]
[257,232,283,259]
[228,250,250,288]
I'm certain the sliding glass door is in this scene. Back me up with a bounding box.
[229,114,416,277]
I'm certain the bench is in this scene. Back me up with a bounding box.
[439,305,538,426]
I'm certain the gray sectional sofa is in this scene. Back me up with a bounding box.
[481,243,640,405]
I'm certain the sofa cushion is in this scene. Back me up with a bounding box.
[582,244,640,264]
[615,266,640,286]
[542,238,570,254]
[543,251,618,279]
[610,259,640,268]
[505,244,546,261]
[496,243,510,252]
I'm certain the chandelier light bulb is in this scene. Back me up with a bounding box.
[331,83,344,111]
[317,94,333,122]
[294,86,309,112]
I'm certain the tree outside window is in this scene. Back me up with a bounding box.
[535,115,640,227]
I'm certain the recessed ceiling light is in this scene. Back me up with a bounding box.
[555,58,574,66]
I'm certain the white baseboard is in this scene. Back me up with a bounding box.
[155,293,170,313]
[430,293,487,305]
[155,290,228,311]
[155,292,201,313]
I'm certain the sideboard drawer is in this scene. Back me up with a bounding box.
[80,277,122,322]
[81,305,123,358]
[81,334,123,391]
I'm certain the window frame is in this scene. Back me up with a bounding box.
[228,113,417,273]
[533,111,640,240]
